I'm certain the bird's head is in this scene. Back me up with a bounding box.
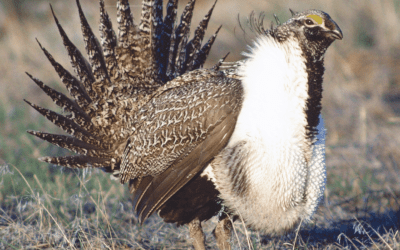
[271,10,342,58]
[287,10,342,40]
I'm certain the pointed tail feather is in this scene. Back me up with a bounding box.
[24,100,101,148]
[183,0,217,73]
[39,155,111,169]
[76,0,110,86]
[50,5,97,100]
[25,72,91,127]
[116,0,146,82]
[36,39,92,108]
[192,25,222,70]
[139,0,165,86]
[158,0,178,82]
[117,0,137,47]
[99,0,118,80]
[212,52,230,71]
[139,0,158,83]
[27,131,111,158]
[167,0,196,80]
[153,0,164,79]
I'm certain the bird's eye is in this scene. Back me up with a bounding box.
[305,19,314,25]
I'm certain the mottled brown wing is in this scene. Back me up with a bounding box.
[121,71,243,223]
[135,112,237,223]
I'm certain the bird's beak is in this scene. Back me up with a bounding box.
[328,29,343,40]
[325,20,343,40]
[322,18,343,41]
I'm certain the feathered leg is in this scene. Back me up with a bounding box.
[213,216,232,250]
[188,218,206,250]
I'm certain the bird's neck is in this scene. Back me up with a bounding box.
[299,41,326,142]
[232,35,310,147]
[235,34,325,145]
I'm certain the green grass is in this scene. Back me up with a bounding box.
[1,0,400,249]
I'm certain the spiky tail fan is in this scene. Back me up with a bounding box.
[26,0,221,175]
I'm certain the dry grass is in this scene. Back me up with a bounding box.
[1,0,400,249]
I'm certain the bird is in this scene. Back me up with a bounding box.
[25,0,342,249]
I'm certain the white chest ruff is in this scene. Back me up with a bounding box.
[209,35,327,234]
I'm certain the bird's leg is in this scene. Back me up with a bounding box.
[213,216,232,250]
[188,218,206,250]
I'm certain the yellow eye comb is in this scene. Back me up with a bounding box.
[306,14,323,24]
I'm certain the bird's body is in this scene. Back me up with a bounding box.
[26,1,342,249]
[211,33,327,234]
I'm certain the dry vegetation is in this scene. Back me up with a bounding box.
[1,0,400,249]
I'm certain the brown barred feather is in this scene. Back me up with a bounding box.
[167,0,196,80]
[25,72,91,126]
[139,0,157,84]
[28,0,225,237]
[153,0,164,77]
[212,52,230,72]
[36,39,91,108]
[119,70,242,184]
[76,0,110,84]
[116,0,143,81]
[116,0,136,47]
[183,0,217,73]
[99,0,118,80]
[24,100,100,146]
[27,131,110,158]
[135,108,239,223]
[192,25,222,70]
[50,5,96,100]
[39,155,111,169]
[159,0,178,81]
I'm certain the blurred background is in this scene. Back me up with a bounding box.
[1,0,399,248]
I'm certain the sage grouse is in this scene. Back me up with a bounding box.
[26,0,342,249]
